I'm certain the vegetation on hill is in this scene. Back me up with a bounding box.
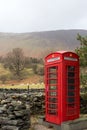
[75,34,87,91]
[0,31,87,90]
[0,64,11,84]
[0,48,44,84]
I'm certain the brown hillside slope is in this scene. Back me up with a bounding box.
[0,29,87,58]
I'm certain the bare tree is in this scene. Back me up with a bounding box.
[5,48,25,78]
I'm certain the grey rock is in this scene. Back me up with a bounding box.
[0,93,31,130]
[1,125,20,130]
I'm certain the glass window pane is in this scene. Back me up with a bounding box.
[68,85,75,90]
[49,104,57,109]
[67,98,75,103]
[68,78,75,84]
[49,79,57,84]
[68,91,75,96]
[49,86,57,90]
[68,66,75,71]
[48,110,57,115]
[49,91,57,96]
[68,72,75,77]
[49,98,57,103]
[49,66,57,73]
[49,74,57,78]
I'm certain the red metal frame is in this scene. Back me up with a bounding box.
[45,51,80,125]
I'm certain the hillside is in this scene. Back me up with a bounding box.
[0,29,87,58]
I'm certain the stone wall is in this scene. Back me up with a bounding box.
[0,88,86,130]
[0,90,45,130]
[0,93,30,130]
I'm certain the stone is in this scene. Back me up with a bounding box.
[1,125,20,130]
[61,117,87,130]
[0,92,31,130]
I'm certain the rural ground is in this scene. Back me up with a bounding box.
[29,115,87,130]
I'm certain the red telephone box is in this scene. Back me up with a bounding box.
[45,51,80,125]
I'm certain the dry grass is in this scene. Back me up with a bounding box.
[0,82,45,89]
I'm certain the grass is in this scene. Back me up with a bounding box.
[0,82,45,89]
[0,64,11,76]
[0,63,44,87]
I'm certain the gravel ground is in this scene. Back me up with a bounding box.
[29,115,87,130]
[30,123,54,130]
[30,116,54,130]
